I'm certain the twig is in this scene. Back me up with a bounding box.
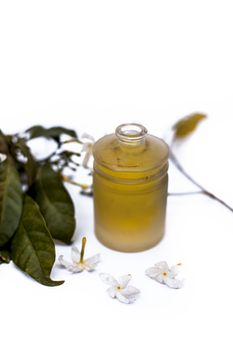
[62,139,83,145]
[62,175,90,190]
[80,188,93,197]
[169,146,233,213]
[168,191,203,196]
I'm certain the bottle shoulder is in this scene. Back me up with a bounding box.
[93,133,169,172]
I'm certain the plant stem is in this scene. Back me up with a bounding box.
[62,139,83,145]
[169,147,233,213]
[168,191,203,196]
[80,237,87,263]
[62,175,90,190]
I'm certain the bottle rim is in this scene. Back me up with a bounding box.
[115,123,148,143]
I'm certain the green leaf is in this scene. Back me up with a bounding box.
[0,158,23,247]
[10,138,37,186]
[26,125,77,142]
[11,195,64,286]
[173,113,207,139]
[0,130,10,154]
[31,164,75,244]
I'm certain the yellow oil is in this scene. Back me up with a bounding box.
[93,123,169,252]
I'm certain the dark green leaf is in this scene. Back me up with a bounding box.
[0,248,11,264]
[26,125,77,142]
[10,138,37,186]
[0,130,10,154]
[0,158,23,247]
[173,113,207,139]
[31,164,75,244]
[58,150,81,158]
[11,195,64,286]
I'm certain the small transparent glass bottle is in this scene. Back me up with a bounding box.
[92,123,169,252]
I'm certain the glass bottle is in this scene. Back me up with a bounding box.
[92,123,169,252]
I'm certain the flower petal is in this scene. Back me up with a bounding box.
[84,254,101,271]
[81,133,95,143]
[145,261,169,278]
[118,274,132,288]
[121,285,140,298]
[153,273,166,284]
[169,263,182,278]
[153,261,169,273]
[107,287,117,299]
[145,266,160,279]
[99,273,119,287]
[82,148,93,168]
[71,246,80,263]
[115,291,132,304]
[68,265,84,273]
[58,255,72,269]
[58,255,83,273]
[165,277,184,289]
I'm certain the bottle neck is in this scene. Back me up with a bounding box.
[115,123,148,146]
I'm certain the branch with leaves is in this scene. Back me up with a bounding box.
[0,126,84,285]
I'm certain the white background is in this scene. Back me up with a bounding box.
[1,1,233,349]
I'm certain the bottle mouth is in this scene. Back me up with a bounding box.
[115,123,148,143]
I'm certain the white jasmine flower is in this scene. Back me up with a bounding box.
[15,149,28,164]
[0,153,7,163]
[59,237,100,273]
[145,261,183,289]
[80,133,95,169]
[100,273,140,304]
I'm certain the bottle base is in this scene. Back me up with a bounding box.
[95,230,165,253]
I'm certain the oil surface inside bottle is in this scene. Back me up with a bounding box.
[93,123,169,252]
